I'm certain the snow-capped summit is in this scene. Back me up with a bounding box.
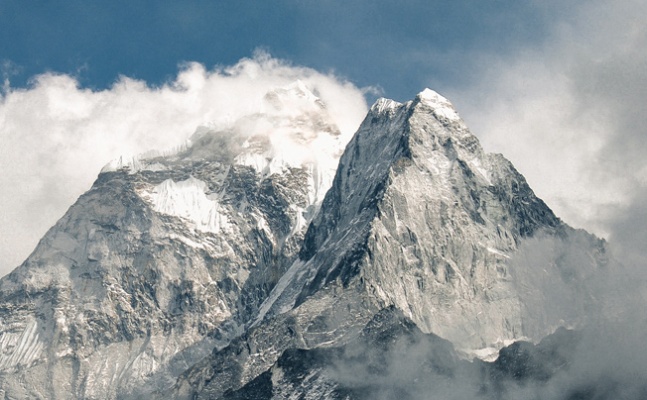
[102,81,347,218]
[230,81,343,188]
[370,97,402,114]
[262,79,325,113]
[416,88,461,121]
[102,80,343,176]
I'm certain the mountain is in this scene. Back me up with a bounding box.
[0,84,612,399]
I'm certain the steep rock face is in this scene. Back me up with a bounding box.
[173,90,611,398]
[261,89,607,351]
[0,82,347,398]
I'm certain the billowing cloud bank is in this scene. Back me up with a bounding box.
[0,53,369,276]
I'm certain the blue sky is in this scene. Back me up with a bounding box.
[1,0,646,274]
[1,0,552,100]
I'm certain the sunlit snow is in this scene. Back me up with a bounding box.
[143,176,230,233]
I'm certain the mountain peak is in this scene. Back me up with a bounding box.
[102,80,343,179]
[262,79,324,113]
[370,97,403,114]
[415,88,461,121]
[417,87,448,102]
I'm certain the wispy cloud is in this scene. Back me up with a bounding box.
[0,52,368,276]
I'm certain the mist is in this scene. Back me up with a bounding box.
[311,297,647,399]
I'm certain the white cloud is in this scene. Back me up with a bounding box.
[0,53,368,276]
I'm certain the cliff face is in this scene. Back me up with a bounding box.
[0,87,611,399]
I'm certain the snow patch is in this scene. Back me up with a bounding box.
[100,146,186,174]
[487,247,510,259]
[141,176,229,233]
[0,318,44,370]
[417,88,460,121]
[371,98,402,114]
[468,156,492,185]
